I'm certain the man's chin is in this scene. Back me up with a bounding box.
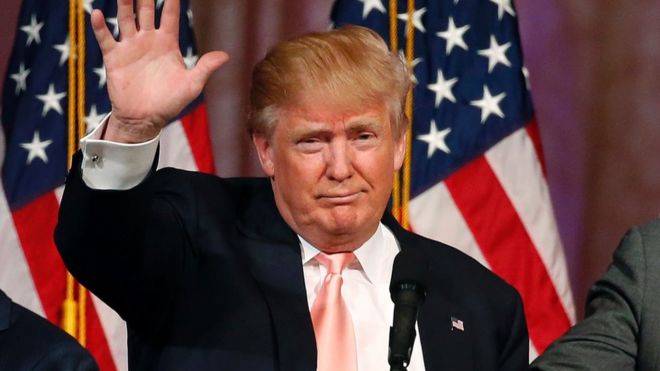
[324,211,361,233]
[318,216,379,247]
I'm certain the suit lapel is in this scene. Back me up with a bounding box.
[417,283,473,370]
[383,214,474,370]
[236,181,316,371]
[236,184,475,370]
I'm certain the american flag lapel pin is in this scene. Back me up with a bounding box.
[451,316,464,332]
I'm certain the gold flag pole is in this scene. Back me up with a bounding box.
[389,0,416,229]
[389,0,401,222]
[63,0,88,345]
[62,0,79,338]
[75,0,88,346]
[401,0,415,230]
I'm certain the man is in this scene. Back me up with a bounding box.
[55,0,528,369]
[0,289,99,370]
[530,218,660,370]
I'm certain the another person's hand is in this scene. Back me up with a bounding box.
[90,0,229,143]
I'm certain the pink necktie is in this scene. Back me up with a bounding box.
[311,252,358,371]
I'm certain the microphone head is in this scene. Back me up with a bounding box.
[390,248,428,304]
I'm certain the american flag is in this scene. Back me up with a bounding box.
[332,0,576,359]
[0,0,213,369]
[451,316,464,332]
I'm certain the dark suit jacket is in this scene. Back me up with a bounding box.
[530,218,660,370]
[55,153,528,370]
[0,289,99,371]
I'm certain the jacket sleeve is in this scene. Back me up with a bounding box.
[55,151,197,336]
[499,289,529,371]
[530,226,646,370]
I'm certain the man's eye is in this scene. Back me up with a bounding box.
[296,138,324,152]
[356,132,375,141]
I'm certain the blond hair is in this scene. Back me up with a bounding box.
[248,25,410,138]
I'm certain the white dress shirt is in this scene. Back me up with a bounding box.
[300,225,425,371]
[80,115,160,190]
[81,117,426,370]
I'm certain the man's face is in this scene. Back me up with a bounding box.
[253,103,405,253]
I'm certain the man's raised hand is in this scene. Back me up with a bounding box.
[90,0,229,143]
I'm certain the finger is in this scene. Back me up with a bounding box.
[189,51,230,93]
[136,0,155,31]
[91,9,117,54]
[161,0,180,36]
[116,0,137,37]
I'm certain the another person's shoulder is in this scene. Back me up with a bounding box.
[612,217,660,266]
[629,217,660,242]
[0,291,99,370]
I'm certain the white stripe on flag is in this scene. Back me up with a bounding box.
[0,186,45,316]
[529,340,539,364]
[0,122,44,315]
[159,120,199,171]
[409,182,490,269]
[485,128,576,323]
[92,294,129,371]
[54,185,64,203]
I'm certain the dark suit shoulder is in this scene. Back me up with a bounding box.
[398,229,519,302]
[155,167,267,189]
[435,242,516,299]
[150,168,272,219]
[389,228,528,370]
[153,168,268,202]
[152,167,260,194]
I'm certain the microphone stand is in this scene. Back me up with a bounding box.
[388,249,428,371]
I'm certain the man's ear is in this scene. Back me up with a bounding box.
[252,134,275,177]
[394,131,406,171]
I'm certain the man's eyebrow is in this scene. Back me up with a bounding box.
[345,118,382,132]
[288,123,334,138]
[286,115,384,138]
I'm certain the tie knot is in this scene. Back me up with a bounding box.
[315,252,356,274]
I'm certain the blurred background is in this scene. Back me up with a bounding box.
[1,0,659,319]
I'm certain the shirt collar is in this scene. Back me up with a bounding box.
[298,223,393,284]
[299,235,319,265]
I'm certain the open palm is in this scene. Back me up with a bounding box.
[91,0,228,143]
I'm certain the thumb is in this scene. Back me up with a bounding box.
[189,51,230,93]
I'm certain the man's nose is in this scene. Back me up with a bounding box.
[326,140,353,181]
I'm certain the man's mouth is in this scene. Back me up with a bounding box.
[318,191,361,204]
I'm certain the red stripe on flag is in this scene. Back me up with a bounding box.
[85,296,118,371]
[13,192,117,370]
[12,192,66,323]
[524,118,547,176]
[444,156,571,352]
[180,103,216,174]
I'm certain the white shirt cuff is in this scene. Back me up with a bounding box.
[80,114,160,190]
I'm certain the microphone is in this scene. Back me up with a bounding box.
[388,248,428,371]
